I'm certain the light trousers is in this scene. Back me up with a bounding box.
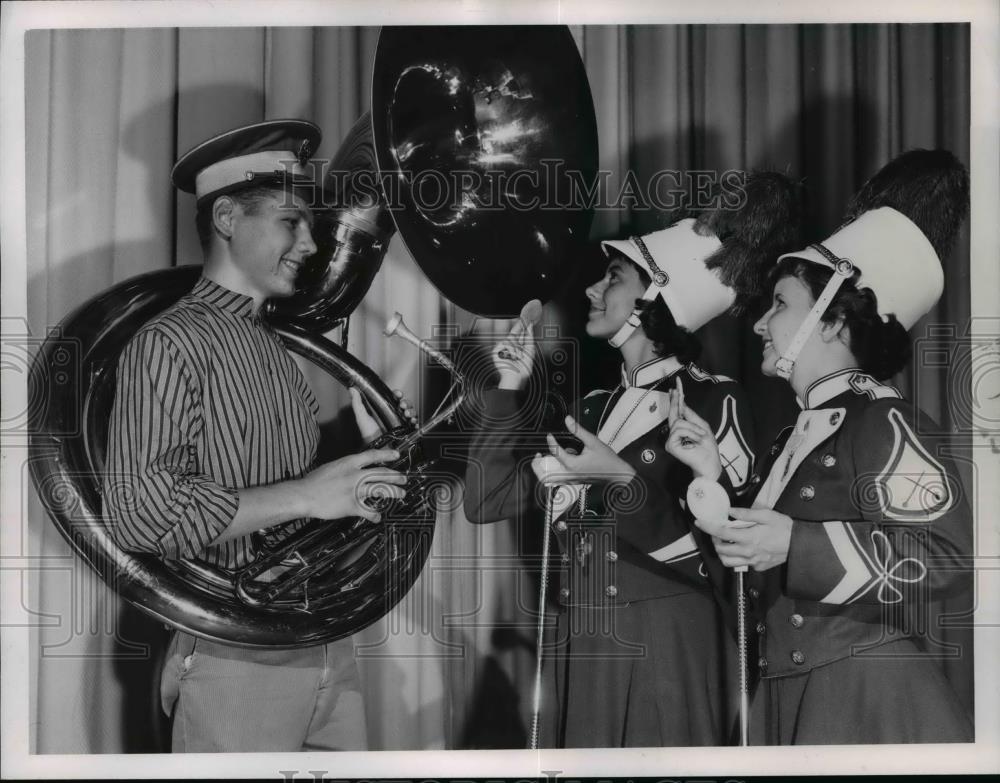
[161,631,367,752]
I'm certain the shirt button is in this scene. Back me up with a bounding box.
[821,454,837,468]
[799,485,815,500]
[606,551,618,562]
[605,585,618,598]
[756,621,766,634]
[791,650,806,665]
[789,613,804,628]
[758,656,768,672]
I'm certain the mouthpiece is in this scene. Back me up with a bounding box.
[520,299,543,327]
[384,312,404,337]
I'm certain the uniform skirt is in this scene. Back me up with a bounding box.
[752,638,974,744]
[542,589,735,748]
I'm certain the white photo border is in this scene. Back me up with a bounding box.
[1,0,998,778]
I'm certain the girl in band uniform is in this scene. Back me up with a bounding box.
[465,173,799,747]
[667,149,973,744]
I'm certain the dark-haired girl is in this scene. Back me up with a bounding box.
[464,172,799,747]
[667,150,974,744]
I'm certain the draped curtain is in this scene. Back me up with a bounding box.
[23,23,970,753]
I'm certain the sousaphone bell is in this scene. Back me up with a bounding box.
[28,25,598,648]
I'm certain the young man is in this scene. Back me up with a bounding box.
[103,120,407,752]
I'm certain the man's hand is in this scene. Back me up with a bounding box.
[530,415,636,485]
[664,381,722,481]
[494,299,541,391]
[351,387,418,445]
[693,507,793,572]
[296,448,407,523]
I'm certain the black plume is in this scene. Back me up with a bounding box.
[695,171,803,314]
[843,148,969,261]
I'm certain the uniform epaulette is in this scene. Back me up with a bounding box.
[847,371,902,400]
[684,363,734,385]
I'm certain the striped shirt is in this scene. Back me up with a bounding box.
[103,276,320,569]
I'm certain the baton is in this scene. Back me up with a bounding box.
[528,482,557,750]
[688,477,750,746]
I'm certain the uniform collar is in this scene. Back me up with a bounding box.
[621,355,683,388]
[191,276,260,320]
[799,368,862,409]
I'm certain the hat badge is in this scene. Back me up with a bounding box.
[835,258,855,276]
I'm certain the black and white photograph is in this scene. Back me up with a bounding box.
[1,0,997,779]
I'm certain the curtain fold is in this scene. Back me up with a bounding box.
[24,23,971,753]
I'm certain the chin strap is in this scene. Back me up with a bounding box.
[775,244,855,380]
[608,235,671,348]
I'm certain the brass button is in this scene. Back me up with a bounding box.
[821,454,836,468]
[748,587,760,600]
[755,621,766,634]
[750,474,761,485]
[605,585,618,598]
[606,551,618,562]
[789,613,804,628]
[758,656,768,671]
[791,650,806,665]
[555,520,568,532]
[559,587,570,599]
[561,552,570,564]
[799,485,815,500]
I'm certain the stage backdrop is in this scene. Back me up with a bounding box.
[23,24,971,752]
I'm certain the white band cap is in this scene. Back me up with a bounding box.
[601,218,729,331]
[778,207,942,329]
[194,151,309,201]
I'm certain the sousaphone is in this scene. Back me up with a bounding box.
[28,25,598,648]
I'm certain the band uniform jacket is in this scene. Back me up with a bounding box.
[743,369,973,744]
[465,355,756,747]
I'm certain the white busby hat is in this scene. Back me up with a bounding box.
[171,119,322,205]
[602,219,726,333]
[600,171,801,346]
[777,207,941,330]
[772,149,969,379]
